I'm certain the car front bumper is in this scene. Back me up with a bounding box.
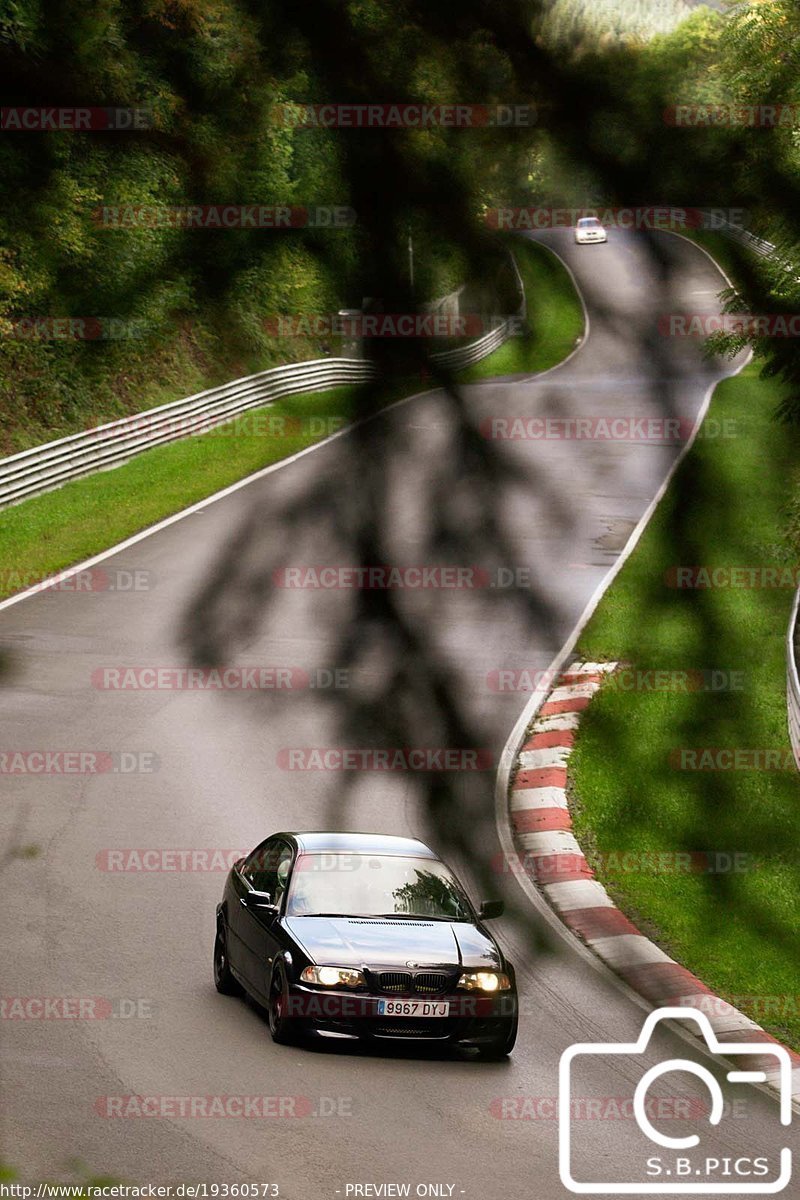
[285,985,518,1045]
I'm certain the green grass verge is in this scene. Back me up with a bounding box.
[0,238,583,601]
[0,386,364,598]
[680,230,747,291]
[571,364,800,1050]
[457,237,584,381]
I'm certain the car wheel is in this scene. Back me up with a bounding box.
[268,962,300,1045]
[213,921,241,996]
[475,1014,518,1060]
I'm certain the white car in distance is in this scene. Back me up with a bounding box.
[574,216,608,244]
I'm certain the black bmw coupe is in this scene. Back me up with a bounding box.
[214,831,518,1058]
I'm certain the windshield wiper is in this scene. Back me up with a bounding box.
[297,911,463,921]
[374,912,459,921]
[300,912,373,918]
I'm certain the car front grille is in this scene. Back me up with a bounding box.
[412,972,448,994]
[378,971,412,993]
[372,1022,449,1039]
[376,970,450,994]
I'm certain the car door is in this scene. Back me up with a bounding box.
[226,845,267,991]
[230,838,293,1001]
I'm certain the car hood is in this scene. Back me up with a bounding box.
[283,916,502,970]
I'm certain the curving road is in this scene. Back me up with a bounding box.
[1,230,787,1197]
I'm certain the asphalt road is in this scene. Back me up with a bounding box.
[1,230,788,1198]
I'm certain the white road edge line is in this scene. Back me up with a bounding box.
[0,387,438,616]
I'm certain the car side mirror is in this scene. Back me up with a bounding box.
[479,900,504,921]
[245,890,278,912]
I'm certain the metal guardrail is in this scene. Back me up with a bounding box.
[787,586,800,770]
[0,358,376,509]
[430,317,516,370]
[0,324,520,511]
[712,216,800,278]
[715,221,776,260]
[0,252,525,510]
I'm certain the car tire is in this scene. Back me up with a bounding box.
[475,1014,518,1060]
[268,962,300,1045]
[213,921,241,996]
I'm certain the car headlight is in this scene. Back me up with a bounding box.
[457,971,511,992]
[300,965,366,988]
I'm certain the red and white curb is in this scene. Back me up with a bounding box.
[507,660,800,1107]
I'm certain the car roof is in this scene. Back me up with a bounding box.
[277,831,438,857]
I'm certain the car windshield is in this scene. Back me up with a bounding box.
[286,853,473,920]
[578,218,601,228]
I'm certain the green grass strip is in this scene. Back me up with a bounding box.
[458,238,584,381]
[0,386,362,597]
[572,364,800,1050]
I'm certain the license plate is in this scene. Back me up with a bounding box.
[376,999,449,1017]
